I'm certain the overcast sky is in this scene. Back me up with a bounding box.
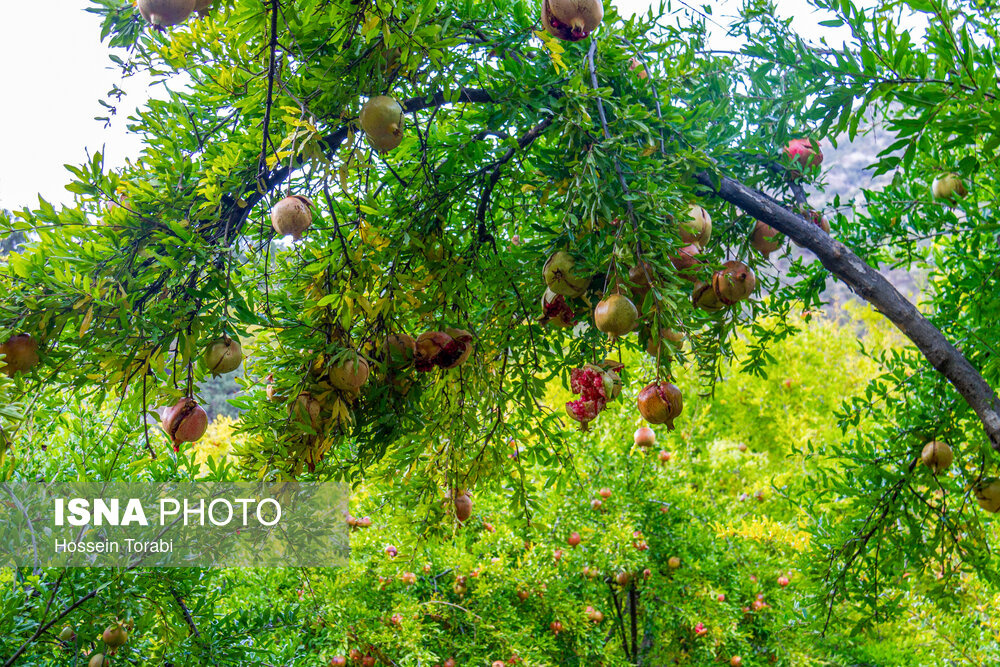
[0,0,863,211]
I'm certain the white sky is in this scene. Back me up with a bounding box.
[0,0,867,211]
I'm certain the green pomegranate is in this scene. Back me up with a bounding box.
[594,293,638,338]
[543,250,590,297]
[360,96,405,152]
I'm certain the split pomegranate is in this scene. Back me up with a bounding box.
[137,0,196,26]
[693,280,724,312]
[541,0,604,41]
[202,336,242,376]
[543,250,590,297]
[921,440,952,474]
[0,334,39,376]
[271,195,313,240]
[415,329,474,371]
[634,426,656,448]
[541,288,576,328]
[594,293,638,337]
[454,490,473,522]
[682,205,712,246]
[637,381,683,429]
[360,95,405,152]
[161,398,209,451]
[712,261,756,305]
[565,364,616,431]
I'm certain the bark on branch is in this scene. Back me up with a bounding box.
[695,171,1000,451]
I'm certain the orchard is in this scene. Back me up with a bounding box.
[2,0,1000,665]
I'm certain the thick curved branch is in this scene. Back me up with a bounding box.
[696,171,1000,451]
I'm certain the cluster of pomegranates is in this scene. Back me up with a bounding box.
[87,621,130,667]
[136,0,214,27]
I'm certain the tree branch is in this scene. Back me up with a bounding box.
[695,171,1000,450]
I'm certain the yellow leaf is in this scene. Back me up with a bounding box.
[79,305,94,338]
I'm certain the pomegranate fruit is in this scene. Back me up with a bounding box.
[541,288,576,328]
[385,545,398,557]
[637,381,683,429]
[384,333,416,366]
[668,556,681,568]
[137,0,195,25]
[634,426,656,448]
[628,261,654,298]
[415,329,473,371]
[777,575,789,587]
[329,352,370,393]
[161,398,209,451]
[681,205,712,246]
[331,657,347,667]
[194,0,213,10]
[932,173,966,202]
[362,657,376,667]
[615,571,631,586]
[712,261,756,305]
[599,487,612,499]
[292,392,322,431]
[58,626,75,641]
[731,656,743,667]
[568,531,581,546]
[658,450,671,464]
[646,327,684,357]
[974,479,1000,512]
[202,336,242,376]
[271,195,313,240]
[543,250,590,297]
[590,498,602,510]
[594,293,638,337]
[784,138,822,169]
[693,280,724,311]
[921,440,952,474]
[89,654,107,667]
[669,243,703,280]
[0,334,39,376]
[541,0,604,41]
[549,620,563,634]
[360,95,405,152]
[751,221,783,257]
[103,623,128,649]
[565,364,617,430]
[454,490,472,522]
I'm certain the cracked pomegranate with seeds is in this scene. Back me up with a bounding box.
[360,95,405,152]
[565,364,616,431]
[637,381,683,429]
[271,195,313,240]
[415,329,474,371]
[0,334,39,377]
[541,288,576,328]
[541,0,604,41]
[161,398,208,451]
[138,0,195,25]
[594,293,638,338]
[712,261,756,305]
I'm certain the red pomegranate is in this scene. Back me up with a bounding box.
[568,531,582,547]
[784,138,822,169]
[454,490,473,522]
[750,221,783,257]
[415,329,473,371]
[541,288,576,328]
[669,243,703,280]
[712,261,756,305]
[160,398,208,451]
[637,382,683,429]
